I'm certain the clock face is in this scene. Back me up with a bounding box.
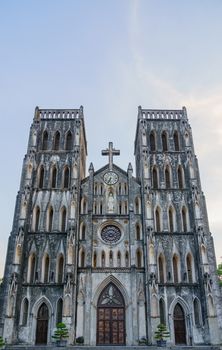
[103,171,119,185]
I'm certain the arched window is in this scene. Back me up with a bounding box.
[182,207,188,232]
[93,252,97,268]
[38,166,44,189]
[125,251,129,267]
[80,250,85,268]
[81,223,86,240]
[60,207,67,232]
[117,251,121,267]
[178,166,184,189]
[136,224,141,240]
[21,298,29,326]
[155,207,161,232]
[56,298,63,324]
[42,130,48,150]
[208,295,215,316]
[34,206,40,232]
[173,254,179,283]
[135,197,141,214]
[136,249,142,268]
[48,207,53,232]
[65,131,73,151]
[27,253,36,283]
[159,298,166,325]
[100,202,103,215]
[118,183,122,195]
[54,131,60,150]
[152,167,158,189]
[158,255,165,283]
[57,255,64,283]
[150,131,156,151]
[193,298,201,327]
[101,251,105,267]
[119,202,122,215]
[174,131,180,151]
[43,254,50,283]
[162,132,168,151]
[81,198,87,214]
[124,201,128,214]
[165,166,171,188]
[63,167,70,188]
[186,253,193,283]
[168,207,174,232]
[109,251,113,267]
[51,167,57,188]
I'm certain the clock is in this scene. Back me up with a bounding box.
[103,171,119,185]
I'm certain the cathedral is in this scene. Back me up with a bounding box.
[0,106,221,347]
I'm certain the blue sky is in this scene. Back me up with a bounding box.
[0,0,222,276]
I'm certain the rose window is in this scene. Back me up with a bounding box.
[101,225,121,243]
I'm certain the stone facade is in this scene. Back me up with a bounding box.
[0,106,221,346]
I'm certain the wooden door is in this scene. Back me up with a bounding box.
[174,303,186,344]
[97,283,125,345]
[36,303,49,344]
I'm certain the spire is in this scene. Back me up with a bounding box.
[89,162,94,173]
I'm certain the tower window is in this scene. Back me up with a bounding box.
[48,207,53,232]
[158,255,165,283]
[63,167,70,189]
[54,131,60,150]
[93,252,97,268]
[65,131,73,151]
[182,207,188,232]
[150,131,156,151]
[174,131,180,151]
[165,166,171,188]
[51,167,57,188]
[178,166,184,189]
[61,207,67,232]
[57,255,64,283]
[155,207,161,232]
[42,130,48,150]
[168,207,174,232]
[38,166,44,189]
[186,254,193,283]
[162,132,168,152]
[152,167,158,189]
[173,255,179,283]
[56,298,63,324]
[34,206,40,232]
[43,255,50,283]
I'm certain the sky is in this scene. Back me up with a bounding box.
[0,0,222,276]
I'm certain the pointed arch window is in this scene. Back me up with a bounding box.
[63,167,70,189]
[54,131,60,150]
[101,251,105,267]
[42,130,48,150]
[57,255,64,283]
[61,207,67,232]
[136,223,141,240]
[173,255,179,283]
[21,298,29,326]
[48,207,53,232]
[80,250,85,268]
[186,254,193,283]
[27,253,36,283]
[165,166,171,188]
[39,166,44,189]
[125,251,129,267]
[65,131,73,151]
[43,255,50,283]
[109,250,113,267]
[34,206,40,232]
[155,207,161,232]
[56,298,63,324]
[152,167,158,189]
[150,131,156,151]
[162,132,168,151]
[178,166,184,189]
[51,167,57,188]
[194,298,201,326]
[93,252,97,268]
[182,207,188,232]
[135,197,141,214]
[136,249,142,268]
[174,131,180,151]
[117,251,121,267]
[159,298,166,325]
[158,255,165,283]
[168,207,175,232]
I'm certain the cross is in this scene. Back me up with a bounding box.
[102,142,120,170]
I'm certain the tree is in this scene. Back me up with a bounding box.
[52,322,69,344]
[217,263,222,286]
[0,336,5,348]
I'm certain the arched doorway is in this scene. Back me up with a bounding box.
[97,283,125,345]
[36,303,49,344]
[174,303,186,344]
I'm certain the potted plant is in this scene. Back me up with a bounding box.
[138,336,147,345]
[0,337,5,349]
[154,323,170,347]
[76,336,84,345]
[52,322,69,347]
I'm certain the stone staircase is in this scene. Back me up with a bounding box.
[4,345,221,350]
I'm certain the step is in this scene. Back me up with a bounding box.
[4,345,221,350]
